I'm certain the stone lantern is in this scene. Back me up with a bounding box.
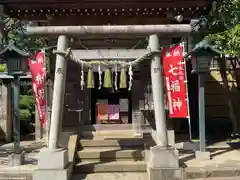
[188,39,220,73]
[0,41,29,166]
[185,39,220,160]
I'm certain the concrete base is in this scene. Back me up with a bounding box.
[148,146,179,168]
[38,148,68,169]
[195,151,211,161]
[8,151,25,166]
[148,167,184,180]
[33,164,72,180]
[33,148,70,180]
[147,145,181,180]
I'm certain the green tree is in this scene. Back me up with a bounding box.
[0,14,50,135]
[205,0,240,55]
[0,14,47,53]
[203,0,240,135]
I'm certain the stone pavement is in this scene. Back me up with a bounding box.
[71,173,147,180]
[190,178,240,180]
[1,140,240,179]
[0,139,44,179]
[180,149,240,179]
[71,174,240,180]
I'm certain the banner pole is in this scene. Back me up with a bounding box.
[43,49,49,144]
[181,41,192,141]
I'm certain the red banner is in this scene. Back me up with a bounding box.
[28,51,47,125]
[162,44,188,118]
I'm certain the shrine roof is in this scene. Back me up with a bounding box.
[0,41,29,57]
[0,72,32,79]
[1,0,213,21]
[1,0,213,9]
[185,39,221,58]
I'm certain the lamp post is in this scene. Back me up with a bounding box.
[0,41,29,166]
[185,40,220,160]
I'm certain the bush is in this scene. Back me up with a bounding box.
[20,109,31,121]
[0,64,7,72]
[19,95,35,134]
[20,109,34,135]
[20,95,35,110]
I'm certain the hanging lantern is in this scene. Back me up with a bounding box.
[87,66,95,88]
[103,68,112,88]
[119,67,127,88]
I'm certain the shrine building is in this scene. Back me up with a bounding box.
[1,0,235,178]
[0,0,230,140]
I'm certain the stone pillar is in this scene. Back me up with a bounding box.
[33,36,70,180]
[49,35,68,149]
[149,34,168,147]
[8,76,25,166]
[147,34,181,180]
[195,74,210,160]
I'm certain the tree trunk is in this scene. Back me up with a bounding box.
[219,58,239,133]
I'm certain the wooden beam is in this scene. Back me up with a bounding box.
[71,49,150,60]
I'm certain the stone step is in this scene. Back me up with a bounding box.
[76,148,145,161]
[80,130,142,139]
[75,161,146,173]
[71,172,147,180]
[79,139,145,148]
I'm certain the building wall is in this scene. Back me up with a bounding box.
[205,58,240,125]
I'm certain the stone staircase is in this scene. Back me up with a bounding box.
[74,129,147,173]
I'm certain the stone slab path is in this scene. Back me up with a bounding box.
[71,173,148,180]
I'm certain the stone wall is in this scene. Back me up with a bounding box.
[0,84,12,142]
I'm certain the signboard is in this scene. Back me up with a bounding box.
[97,104,120,120]
[28,51,47,125]
[108,105,120,120]
[97,104,108,120]
[162,44,189,118]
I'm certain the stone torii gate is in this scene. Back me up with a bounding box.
[26,23,198,180]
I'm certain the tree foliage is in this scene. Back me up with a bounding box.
[205,0,240,56]
[0,14,47,54]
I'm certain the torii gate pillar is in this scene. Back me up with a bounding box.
[147,34,181,180]
[33,35,69,180]
[149,34,168,147]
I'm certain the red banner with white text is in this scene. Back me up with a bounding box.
[28,51,47,125]
[162,44,189,118]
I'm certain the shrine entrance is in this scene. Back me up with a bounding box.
[90,72,132,124]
